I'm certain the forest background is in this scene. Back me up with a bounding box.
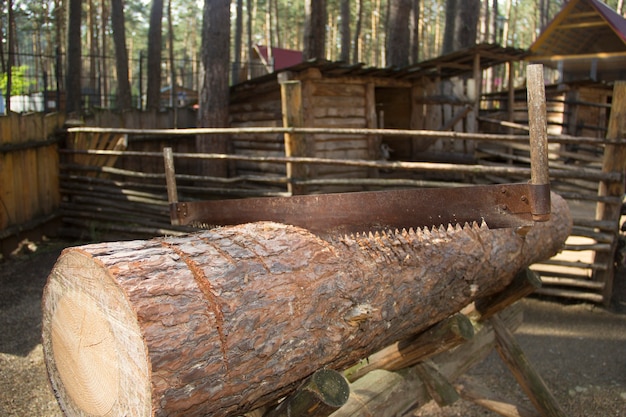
[1,0,625,115]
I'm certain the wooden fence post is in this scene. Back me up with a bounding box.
[279,73,308,195]
[593,81,626,305]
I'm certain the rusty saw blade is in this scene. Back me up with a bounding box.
[169,183,550,235]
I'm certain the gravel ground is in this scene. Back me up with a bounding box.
[1,238,626,417]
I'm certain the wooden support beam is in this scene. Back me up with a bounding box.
[279,75,308,195]
[414,360,460,407]
[263,369,350,417]
[163,147,178,206]
[491,314,567,417]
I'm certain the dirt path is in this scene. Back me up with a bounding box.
[1,239,626,416]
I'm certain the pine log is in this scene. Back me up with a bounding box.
[42,193,571,417]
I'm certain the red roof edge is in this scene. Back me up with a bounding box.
[256,45,303,71]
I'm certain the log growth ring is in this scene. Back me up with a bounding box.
[42,249,152,417]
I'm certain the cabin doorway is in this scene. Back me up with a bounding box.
[375,87,411,161]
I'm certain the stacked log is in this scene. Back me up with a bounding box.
[42,193,571,417]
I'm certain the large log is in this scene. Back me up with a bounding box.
[42,193,571,417]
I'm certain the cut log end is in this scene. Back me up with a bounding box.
[42,250,152,417]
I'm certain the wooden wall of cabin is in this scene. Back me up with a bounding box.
[229,79,287,191]
[305,78,376,191]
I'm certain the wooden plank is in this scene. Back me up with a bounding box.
[312,96,366,109]
[534,287,604,304]
[491,314,567,417]
[0,151,15,229]
[312,107,366,119]
[12,147,29,224]
[312,118,367,128]
[312,82,365,97]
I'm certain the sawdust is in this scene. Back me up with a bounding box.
[1,238,626,416]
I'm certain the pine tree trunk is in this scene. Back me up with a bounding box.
[386,0,412,67]
[42,194,571,417]
[111,0,132,110]
[146,0,163,110]
[196,0,230,177]
[303,0,327,60]
[352,0,363,64]
[340,0,350,63]
[65,0,81,114]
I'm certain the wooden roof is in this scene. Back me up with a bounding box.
[529,0,626,77]
[232,43,527,90]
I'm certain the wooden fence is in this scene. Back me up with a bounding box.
[0,112,65,255]
[62,101,625,305]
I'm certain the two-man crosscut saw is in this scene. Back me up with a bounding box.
[166,183,550,235]
[163,137,551,235]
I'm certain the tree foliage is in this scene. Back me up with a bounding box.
[0,66,34,95]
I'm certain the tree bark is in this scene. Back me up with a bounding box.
[233,0,244,84]
[386,0,412,67]
[442,0,480,54]
[111,0,132,110]
[410,0,420,64]
[42,194,571,417]
[442,0,456,55]
[65,0,81,115]
[196,0,230,178]
[339,0,350,63]
[303,0,326,60]
[352,0,363,64]
[146,0,163,110]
